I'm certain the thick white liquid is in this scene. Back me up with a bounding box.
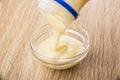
[39,35,83,58]
[38,13,83,59]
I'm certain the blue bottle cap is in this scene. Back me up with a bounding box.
[54,0,78,19]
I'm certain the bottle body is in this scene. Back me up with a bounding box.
[38,0,75,27]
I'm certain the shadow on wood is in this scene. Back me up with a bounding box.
[0,74,5,80]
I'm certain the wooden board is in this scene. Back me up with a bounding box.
[0,0,120,80]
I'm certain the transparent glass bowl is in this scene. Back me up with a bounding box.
[30,24,90,70]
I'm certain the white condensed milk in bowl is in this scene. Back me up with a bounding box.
[30,0,90,69]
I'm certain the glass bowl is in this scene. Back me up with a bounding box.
[30,24,90,70]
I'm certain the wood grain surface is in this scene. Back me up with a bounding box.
[0,0,120,80]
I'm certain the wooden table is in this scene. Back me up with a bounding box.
[0,0,120,80]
